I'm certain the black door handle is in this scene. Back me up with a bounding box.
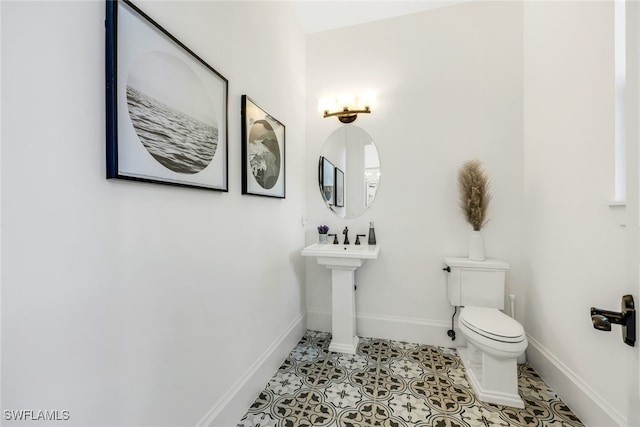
[591,295,635,347]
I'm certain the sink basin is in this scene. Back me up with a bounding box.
[301,243,379,259]
[302,243,379,269]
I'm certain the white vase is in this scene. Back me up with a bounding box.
[468,230,485,261]
[319,233,328,244]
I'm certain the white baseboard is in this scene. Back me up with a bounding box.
[306,308,332,333]
[195,312,306,427]
[526,335,625,427]
[307,309,457,348]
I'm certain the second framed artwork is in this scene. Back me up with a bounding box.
[241,95,286,198]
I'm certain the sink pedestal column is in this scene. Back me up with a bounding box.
[329,266,359,354]
[301,243,379,355]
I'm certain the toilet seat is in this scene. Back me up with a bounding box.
[459,307,527,358]
[460,307,524,342]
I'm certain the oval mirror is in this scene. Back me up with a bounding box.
[318,125,381,219]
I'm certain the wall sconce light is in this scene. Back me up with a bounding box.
[319,92,376,123]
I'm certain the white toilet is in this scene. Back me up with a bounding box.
[444,257,528,408]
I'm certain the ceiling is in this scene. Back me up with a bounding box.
[292,0,471,34]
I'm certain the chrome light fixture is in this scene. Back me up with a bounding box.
[319,93,376,123]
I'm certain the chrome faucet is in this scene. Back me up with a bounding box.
[343,227,350,245]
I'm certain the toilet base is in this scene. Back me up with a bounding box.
[458,345,524,409]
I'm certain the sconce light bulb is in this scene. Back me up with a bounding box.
[338,93,355,110]
[358,92,377,110]
[318,96,334,114]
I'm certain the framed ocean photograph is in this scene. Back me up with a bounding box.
[105,0,228,191]
[241,95,286,198]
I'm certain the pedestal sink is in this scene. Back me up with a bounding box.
[301,243,380,354]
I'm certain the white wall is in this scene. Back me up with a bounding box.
[523,2,638,425]
[304,1,526,346]
[1,1,306,426]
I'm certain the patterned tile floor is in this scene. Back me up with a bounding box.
[238,331,584,427]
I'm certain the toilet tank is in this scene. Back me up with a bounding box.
[444,257,510,309]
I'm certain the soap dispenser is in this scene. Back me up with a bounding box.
[368,221,377,245]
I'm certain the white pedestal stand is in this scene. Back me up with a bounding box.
[327,265,360,354]
[300,243,380,355]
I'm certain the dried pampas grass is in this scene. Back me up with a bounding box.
[458,160,491,231]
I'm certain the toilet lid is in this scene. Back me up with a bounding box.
[459,307,525,343]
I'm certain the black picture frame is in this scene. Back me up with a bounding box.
[320,157,335,205]
[335,167,344,207]
[241,95,286,198]
[106,0,228,191]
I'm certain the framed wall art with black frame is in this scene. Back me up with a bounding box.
[241,95,286,198]
[335,167,344,207]
[320,156,335,205]
[105,0,229,191]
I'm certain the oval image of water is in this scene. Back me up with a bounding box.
[126,51,218,174]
